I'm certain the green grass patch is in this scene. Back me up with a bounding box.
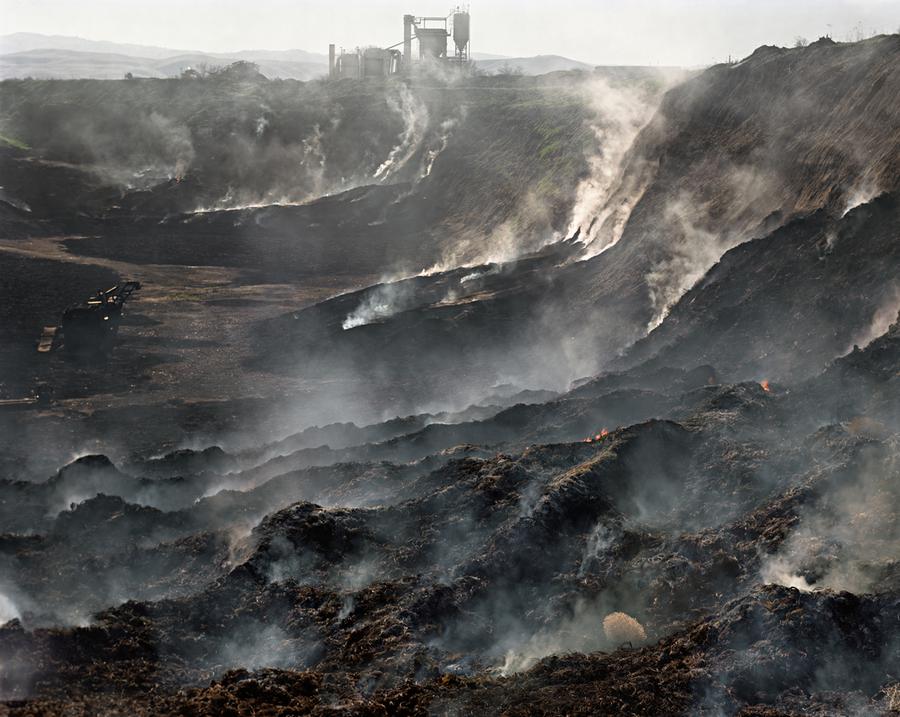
[0,132,30,150]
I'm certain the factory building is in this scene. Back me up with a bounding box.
[331,46,402,79]
[329,7,470,80]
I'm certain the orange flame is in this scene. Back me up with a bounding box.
[584,428,610,443]
[760,379,771,392]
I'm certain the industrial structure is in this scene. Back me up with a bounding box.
[328,7,470,80]
[61,281,141,353]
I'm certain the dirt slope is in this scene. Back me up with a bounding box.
[1,37,899,717]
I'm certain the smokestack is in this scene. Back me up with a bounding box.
[403,15,414,70]
[329,43,336,78]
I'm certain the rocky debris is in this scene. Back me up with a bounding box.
[2,324,897,708]
[225,35,900,418]
[3,378,896,715]
[1,35,899,717]
[7,586,895,715]
[620,193,900,383]
[128,446,235,480]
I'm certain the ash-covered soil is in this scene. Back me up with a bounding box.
[1,36,899,717]
[2,325,899,715]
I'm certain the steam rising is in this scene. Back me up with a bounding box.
[1,34,899,716]
[644,164,782,330]
[74,110,196,186]
[760,446,898,594]
[567,76,664,250]
[342,281,415,330]
[215,623,318,671]
[577,521,620,577]
[842,180,881,216]
[422,117,459,178]
[498,601,646,675]
[0,593,20,625]
[374,84,429,181]
[847,289,900,350]
[645,195,722,330]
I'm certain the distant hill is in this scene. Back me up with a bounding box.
[0,49,166,80]
[0,32,196,59]
[0,33,599,81]
[474,55,594,75]
[470,52,509,61]
[0,32,327,64]
[0,33,330,80]
[0,48,328,80]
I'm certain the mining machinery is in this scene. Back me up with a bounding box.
[61,281,141,352]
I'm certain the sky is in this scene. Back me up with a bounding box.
[2,0,898,66]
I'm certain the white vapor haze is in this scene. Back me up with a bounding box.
[0,593,21,624]
[643,163,783,330]
[374,84,428,181]
[421,117,459,178]
[847,289,900,351]
[760,447,899,594]
[645,194,723,331]
[342,281,415,330]
[842,179,881,216]
[567,76,667,249]
[498,598,647,675]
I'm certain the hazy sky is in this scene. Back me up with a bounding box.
[2,0,898,65]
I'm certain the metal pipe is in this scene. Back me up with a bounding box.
[403,14,414,69]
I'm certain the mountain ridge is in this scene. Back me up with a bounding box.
[0,32,595,80]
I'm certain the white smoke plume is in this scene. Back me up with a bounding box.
[760,445,899,594]
[846,289,900,351]
[76,110,195,186]
[566,77,656,246]
[498,599,646,675]
[214,622,317,671]
[421,117,459,178]
[845,285,900,353]
[190,121,335,212]
[577,164,656,260]
[842,179,881,217]
[0,593,20,625]
[644,163,783,331]
[374,85,429,181]
[421,188,559,274]
[577,521,621,577]
[148,111,195,180]
[342,281,415,330]
[256,113,270,137]
[645,195,723,331]
[301,121,328,194]
[333,555,380,591]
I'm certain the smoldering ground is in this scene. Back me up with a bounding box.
[1,34,899,717]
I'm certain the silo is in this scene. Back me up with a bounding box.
[362,47,391,77]
[416,27,448,60]
[453,12,470,57]
[337,50,360,79]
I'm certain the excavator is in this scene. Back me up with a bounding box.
[61,281,141,353]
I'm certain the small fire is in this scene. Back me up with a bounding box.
[760,379,771,392]
[583,428,610,443]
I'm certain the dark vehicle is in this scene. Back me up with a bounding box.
[61,281,141,353]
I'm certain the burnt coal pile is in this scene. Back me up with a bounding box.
[244,37,900,414]
[1,33,899,717]
[2,343,899,713]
